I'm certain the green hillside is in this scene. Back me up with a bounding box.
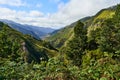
[45,18,91,49]
[0,22,58,63]
[87,8,115,42]
[46,7,115,49]
[61,4,120,79]
[45,25,74,48]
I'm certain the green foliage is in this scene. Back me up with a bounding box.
[96,4,120,56]
[94,9,115,21]
[65,20,87,66]
[82,49,104,66]
[1,56,120,80]
[0,56,80,80]
[87,4,120,58]
[113,4,120,24]
[0,22,58,63]
[98,19,115,52]
[0,25,21,61]
[80,57,120,80]
[74,21,85,36]
[45,25,74,48]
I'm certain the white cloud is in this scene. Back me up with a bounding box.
[0,0,120,29]
[0,0,26,6]
[0,7,16,19]
[53,0,120,25]
[29,11,44,17]
[50,0,120,28]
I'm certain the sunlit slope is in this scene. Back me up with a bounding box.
[45,7,115,49]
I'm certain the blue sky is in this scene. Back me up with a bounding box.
[20,0,69,13]
[0,0,69,13]
[0,0,120,29]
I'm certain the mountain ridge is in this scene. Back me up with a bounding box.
[0,19,55,39]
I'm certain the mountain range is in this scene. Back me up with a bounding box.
[0,19,55,39]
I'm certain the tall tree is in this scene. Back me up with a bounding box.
[65,20,87,66]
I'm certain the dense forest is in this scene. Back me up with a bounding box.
[1,4,120,80]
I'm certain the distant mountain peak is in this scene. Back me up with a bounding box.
[0,19,55,39]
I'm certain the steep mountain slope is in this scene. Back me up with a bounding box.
[45,7,115,49]
[45,24,74,48]
[0,21,58,63]
[87,7,115,40]
[64,4,120,67]
[0,19,55,39]
[45,17,91,48]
